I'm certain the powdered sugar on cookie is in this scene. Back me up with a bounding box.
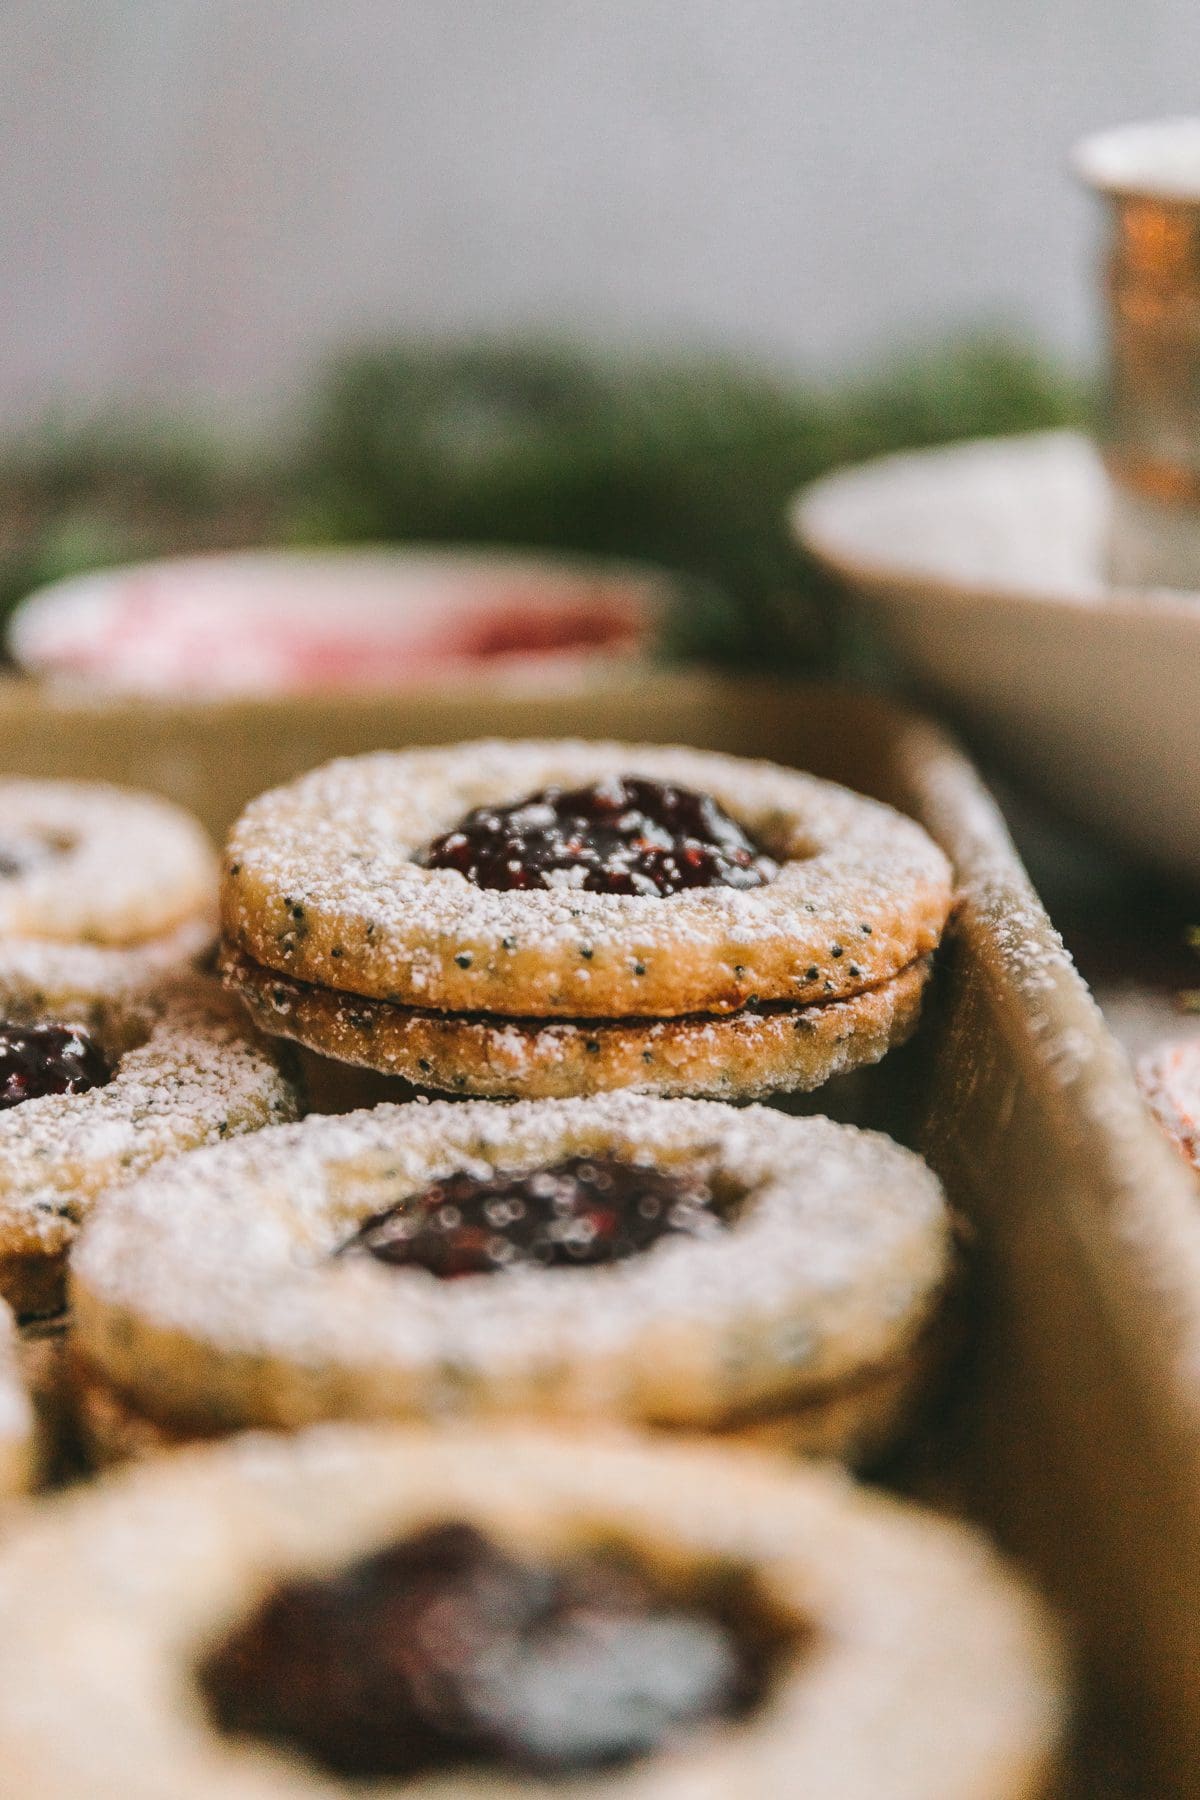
[226,945,930,1099]
[72,1094,952,1435]
[0,917,215,1037]
[0,780,217,946]
[0,979,300,1314]
[221,741,953,1019]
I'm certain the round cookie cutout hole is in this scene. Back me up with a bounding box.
[0,990,156,1112]
[335,1153,733,1277]
[0,1022,114,1110]
[0,827,74,881]
[196,1519,797,1782]
[421,775,780,897]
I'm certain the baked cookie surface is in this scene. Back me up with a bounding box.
[223,944,931,1099]
[221,741,953,1019]
[0,915,217,1036]
[0,1424,1066,1798]
[71,1094,953,1456]
[0,778,216,946]
[0,978,301,1317]
[74,1322,948,1473]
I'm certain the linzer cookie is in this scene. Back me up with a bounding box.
[0,778,215,947]
[70,1095,953,1464]
[219,741,953,1097]
[0,778,219,1030]
[0,979,301,1318]
[0,1425,1066,1798]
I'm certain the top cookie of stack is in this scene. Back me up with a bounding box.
[0,777,218,1027]
[220,740,953,1099]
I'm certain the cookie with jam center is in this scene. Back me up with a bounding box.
[0,779,217,947]
[0,977,301,1319]
[0,1425,1067,1798]
[70,1094,953,1464]
[219,740,952,1097]
[220,740,953,1020]
[0,779,220,1026]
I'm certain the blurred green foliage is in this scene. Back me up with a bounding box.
[0,422,286,632]
[0,338,1089,670]
[295,338,1088,667]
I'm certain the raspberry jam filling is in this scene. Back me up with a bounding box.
[0,830,70,880]
[199,1520,778,1779]
[338,1153,723,1277]
[422,774,777,895]
[0,1023,113,1110]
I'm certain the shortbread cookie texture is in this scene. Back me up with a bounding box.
[0,779,217,946]
[221,741,953,1019]
[0,979,301,1317]
[0,915,216,1039]
[224,945,931,1100]
[0,1426,1067,1798]
[75,1304,948,1475]
[71,1095,953,1458]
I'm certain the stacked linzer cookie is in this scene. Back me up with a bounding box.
[0,747,1068,1798]
[0,780,301,1323]
[218,742,948,1098]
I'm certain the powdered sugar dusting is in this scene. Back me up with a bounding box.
[0,978,300,1265]
[0,917,215,1035]
[222,740,952,1018]
[0,780,217,945]
[73,1094,951,1431]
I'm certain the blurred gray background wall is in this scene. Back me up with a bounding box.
[4,0,1199,430]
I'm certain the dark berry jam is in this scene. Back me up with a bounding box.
[339,1153,722,1277]
[422,775,777,896]
[0,831,69,880]
[0,1023,112,1110]
[199,1520,772,1779]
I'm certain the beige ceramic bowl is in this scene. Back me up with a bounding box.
[794,428,1200,882]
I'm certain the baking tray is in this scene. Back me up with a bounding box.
[0,670,1195,1794]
